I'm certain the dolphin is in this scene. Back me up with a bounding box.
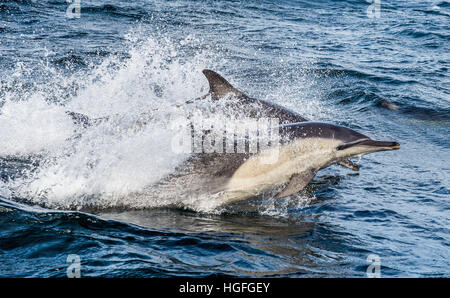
[65,69,399,205]
[139,70,400,205]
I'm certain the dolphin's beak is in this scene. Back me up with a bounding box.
[357,140,400,151]
[337,139,400,155]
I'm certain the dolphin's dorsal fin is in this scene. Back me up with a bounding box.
[202,69,246,100]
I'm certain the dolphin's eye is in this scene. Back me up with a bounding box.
[337,139,370,151]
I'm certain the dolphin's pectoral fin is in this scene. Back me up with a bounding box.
[202,69,247,100]
[337,159,360,171]
[275,170,317,199]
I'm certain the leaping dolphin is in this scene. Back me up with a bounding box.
[139,70,400,205]
[65,69,399,206]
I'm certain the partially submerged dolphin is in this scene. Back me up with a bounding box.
[141,70,400,205]
[65,69,399,206]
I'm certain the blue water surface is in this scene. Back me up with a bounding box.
[0,0,449,277]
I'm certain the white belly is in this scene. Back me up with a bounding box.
[224,138,340,203]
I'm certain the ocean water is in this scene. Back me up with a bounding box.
[0,0,449,277]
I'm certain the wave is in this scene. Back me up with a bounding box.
[0,30,208,210]
[396,28,449,40]
[0,29,316,214]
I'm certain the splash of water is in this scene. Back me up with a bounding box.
[0,29,324,214]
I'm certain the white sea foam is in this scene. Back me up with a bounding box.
[0,95,76,156]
